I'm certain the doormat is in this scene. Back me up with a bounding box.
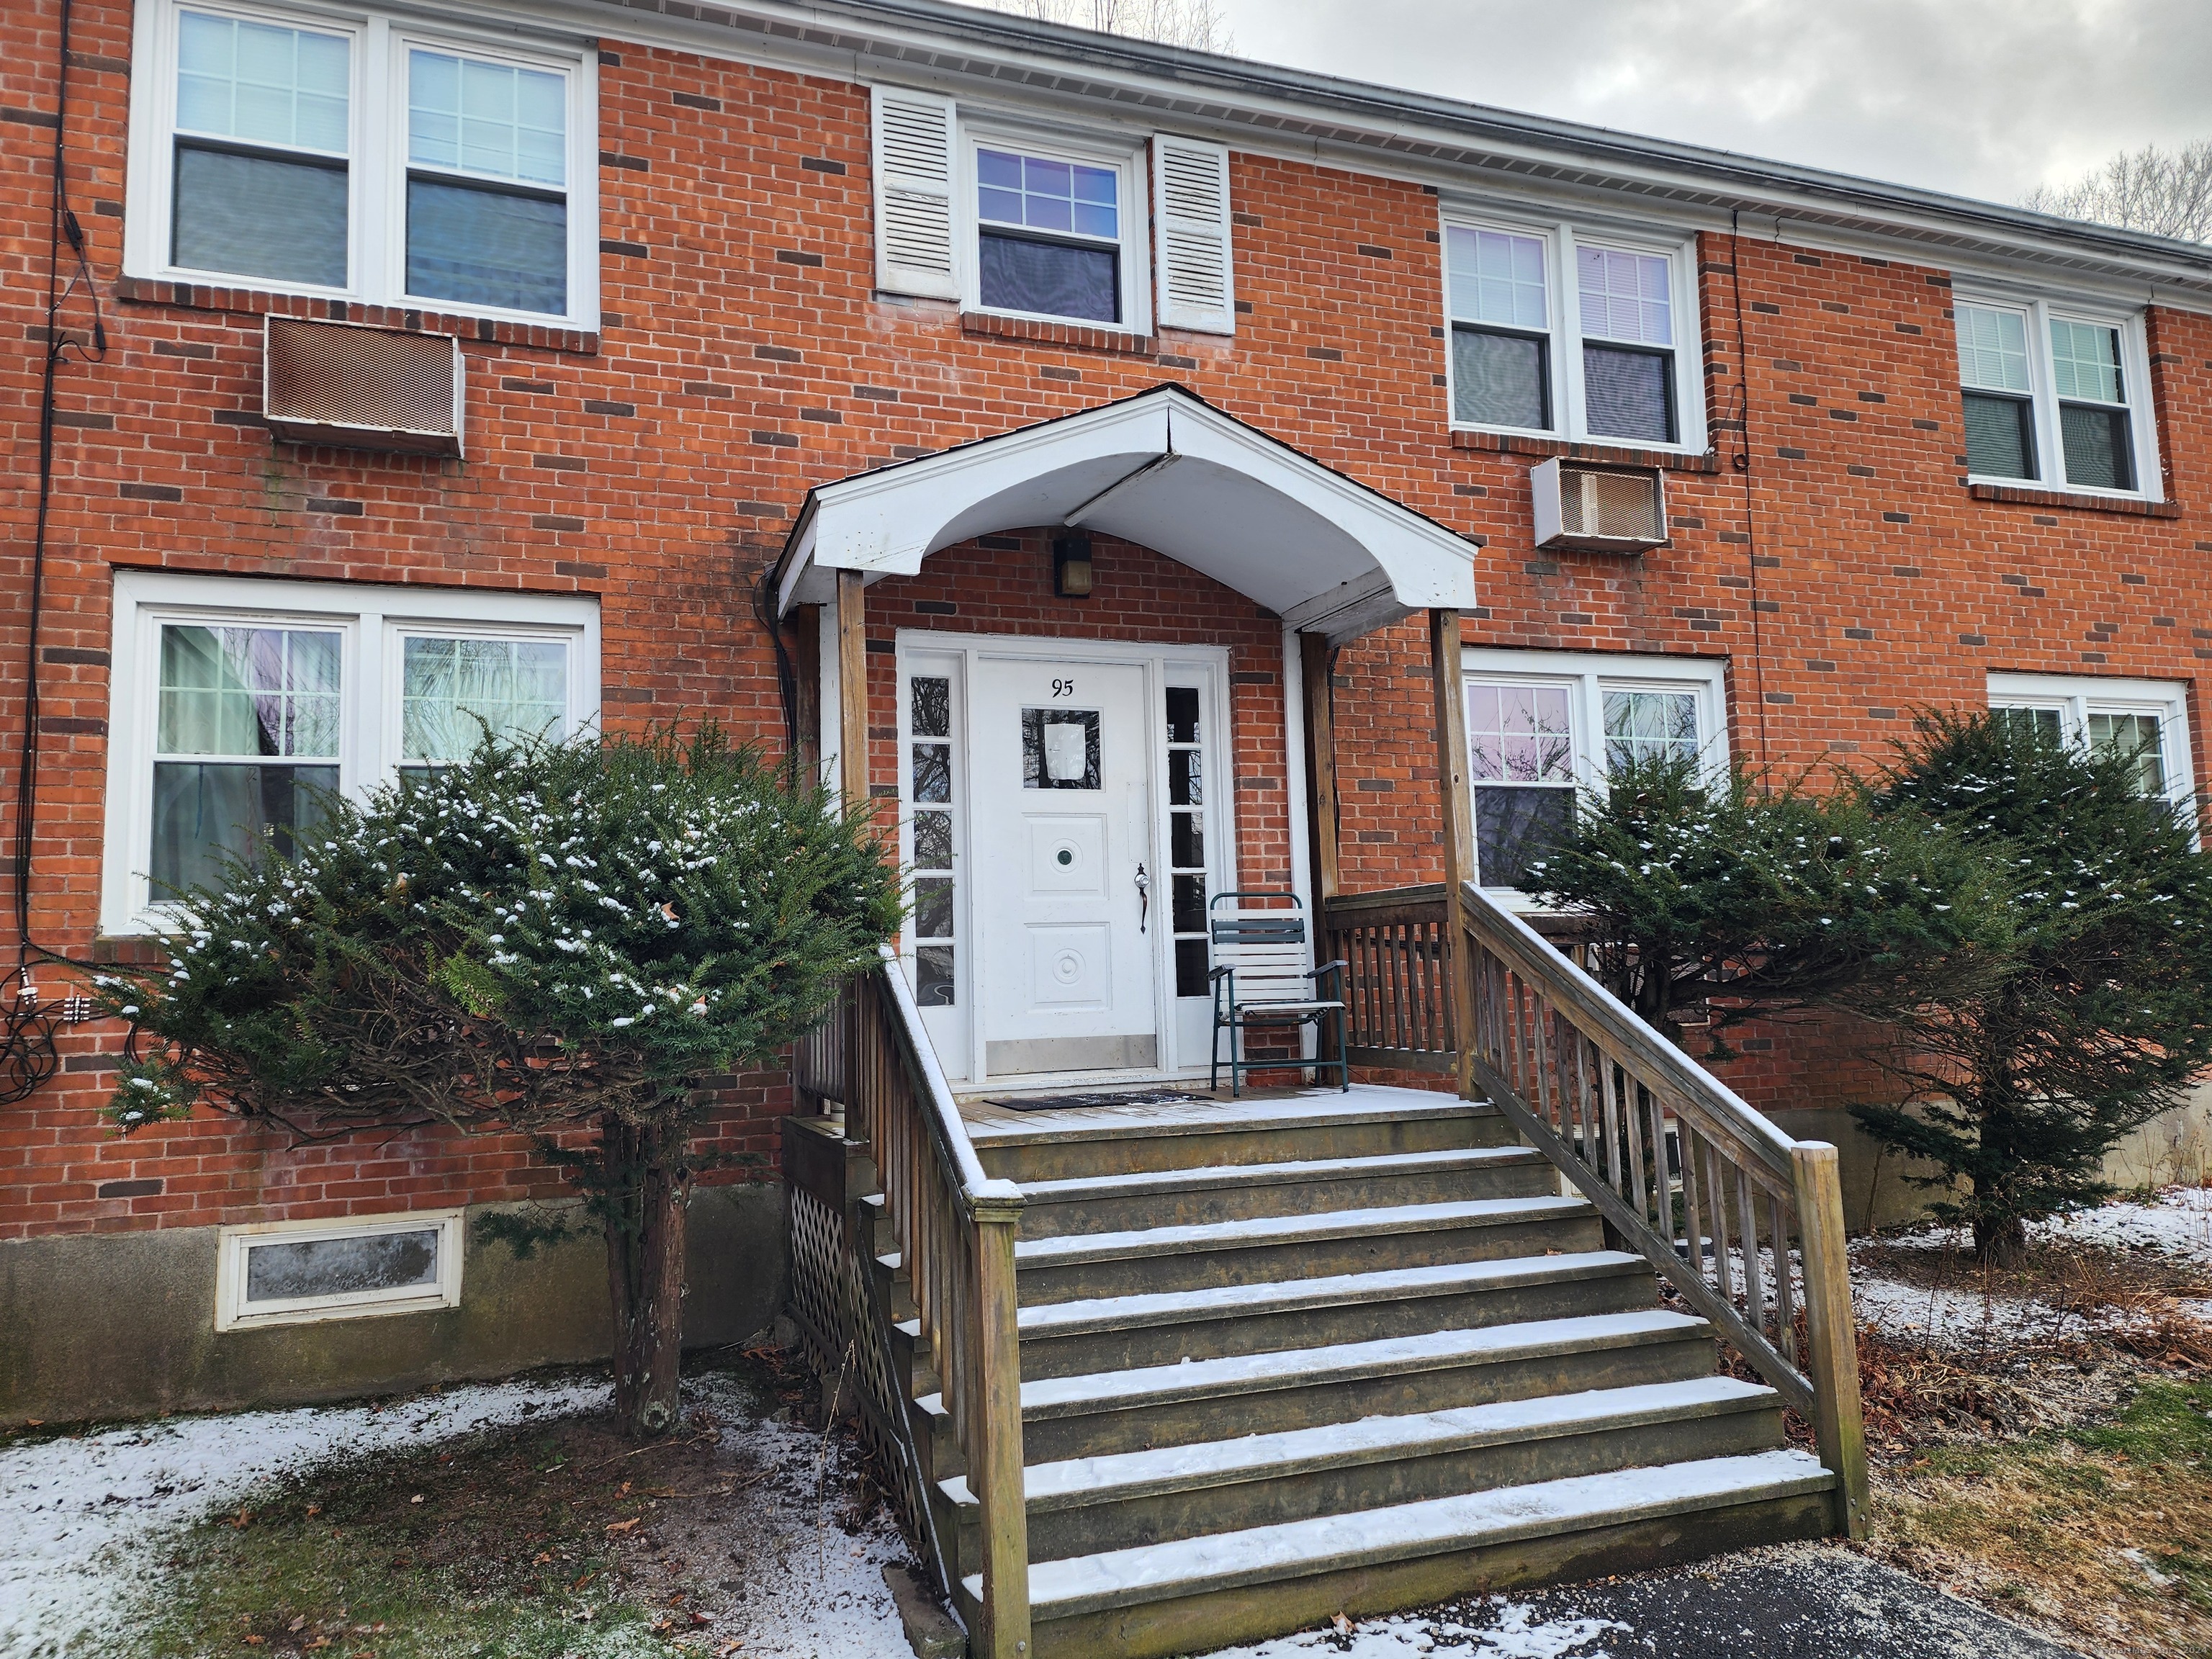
[986,1089,1207,1112]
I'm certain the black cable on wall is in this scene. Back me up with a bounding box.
[5,0,108,1105]
[1727,207,1772,769]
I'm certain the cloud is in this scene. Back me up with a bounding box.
[1213,0,2211,206]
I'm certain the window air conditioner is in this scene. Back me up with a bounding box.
[1529,457,1667,553]
[263,316,464,457]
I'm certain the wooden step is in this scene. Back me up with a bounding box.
[1010,1196,1603,1304]
[1004,1249,1658,1379]
[943,1376,1788,1564]
[986,1449,1835,1659]
[915,1308,1719,1464]
[968,1094,1511,1183]
[1013,1146,1558,1236]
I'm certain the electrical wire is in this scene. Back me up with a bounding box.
[1727,208,1771,768]
[4,0,108,1105]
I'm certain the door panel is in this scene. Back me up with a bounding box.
[973,656,1157,1078]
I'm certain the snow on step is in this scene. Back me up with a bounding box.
[1015,1196,1588,1265]
[989,1449,1833,1615]
[1015,1309,1706,1414]
[1016,1251,1642,1335]
[964,1088,1489,1141]
[938,1377,1777,1507]
[1017,1144,1540,1202]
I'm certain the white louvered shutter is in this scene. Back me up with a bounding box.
[870,86,960,300]
[1152,135,1235,334]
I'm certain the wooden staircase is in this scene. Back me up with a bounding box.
[873,1091,1834,1658]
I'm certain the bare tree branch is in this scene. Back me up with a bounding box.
[2024,140,2212,243]
[981,0,1233,53]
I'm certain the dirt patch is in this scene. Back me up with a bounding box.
[115,1349,921,1659]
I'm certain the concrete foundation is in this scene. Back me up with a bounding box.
[1779,1080,2212,1235]
[0,1182,786,1426]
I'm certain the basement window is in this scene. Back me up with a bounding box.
[127,0,600,328]
[1956,296,2157,498]
[1443,215,1702,450]
[216,1210,464,1330]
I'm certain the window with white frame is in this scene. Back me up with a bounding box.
[966,127,1146,330]
[1956,297,2154,495]
[103,573,599,932]
[1987,673,2195,809]
[1462,652,1727,891]
[1444,217,1700,448]
[216,1210,464,1330]
[129,0,598,325]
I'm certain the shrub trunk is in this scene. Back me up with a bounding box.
[602,1112,691,1439]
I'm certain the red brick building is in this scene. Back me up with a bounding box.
[4,0,2210,1421]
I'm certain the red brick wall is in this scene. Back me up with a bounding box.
[4,4,2209,1238]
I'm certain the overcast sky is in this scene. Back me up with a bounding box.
[1208,0,2211,208]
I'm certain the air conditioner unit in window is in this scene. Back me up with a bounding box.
[263,316,464,457]
[1529,457,1667,553]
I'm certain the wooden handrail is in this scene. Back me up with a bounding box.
[805,948,1032,1657]
[1324,883,1869,1540]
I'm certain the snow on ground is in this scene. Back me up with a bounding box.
[673,1369,914,1659]
[1851,1184,2212,1354]
[2046,1183,2212,1264]
[1195,1601,1627,1658]
[0,1374,608,1658]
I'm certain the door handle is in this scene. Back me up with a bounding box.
[1134,863,1150,933]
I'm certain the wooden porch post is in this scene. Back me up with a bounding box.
[1427,609,1480,1099]
[790,603,822,782]
[1300,632,1345,1074]
[971,1197,1034,1658]
[836,570,870,813]
[1791,1142,1871,1539]
[1298,633,1341,909]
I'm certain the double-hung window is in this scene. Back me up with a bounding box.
[1462,652,1726,894]
[1987,673,2195,814]
[1444,217,1699,449]
[130,1,597,326]
[964,130,1146,331]
[104,573,600,932]
[1956,297,2154,496]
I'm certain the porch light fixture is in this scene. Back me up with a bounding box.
[1052,533,1095,598]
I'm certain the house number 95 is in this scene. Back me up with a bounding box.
[1051,678,1076,698]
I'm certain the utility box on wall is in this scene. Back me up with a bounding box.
[1529,457,1668,554]
[264,316,465,457]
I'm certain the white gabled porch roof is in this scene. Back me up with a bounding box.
[772,385,1478,644]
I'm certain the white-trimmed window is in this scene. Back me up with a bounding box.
[102,572,601,932]
[963,123,1148,331]
[1462,650,1727,893]
[1987,673,2195,811]
[216,1210,463,1330]
[126,0,599,327]
[1956,297,2157,496]
[1444,216,1702,449]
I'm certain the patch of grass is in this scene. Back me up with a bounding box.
[1870,1379,2212,1659]
[111,1354,835,1659]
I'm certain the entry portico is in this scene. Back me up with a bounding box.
[771,386,1484,1090]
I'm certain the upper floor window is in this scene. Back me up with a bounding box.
[1987,672,2194,814]
[1956,298,2154,496]
[964,130,1145,331]
[976,148,1122,325]
[128,1,598,327]
[1445,218,1700,449]
[102,572,600,933]
[1463,651,1727,894]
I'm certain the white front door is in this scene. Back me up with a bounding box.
[971,655,1159,1077]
